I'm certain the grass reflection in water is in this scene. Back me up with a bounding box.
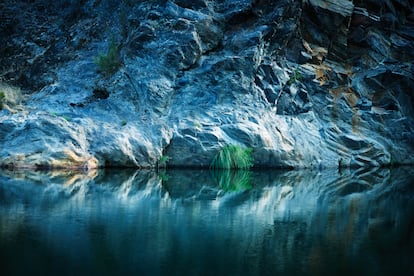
[211,169,252,192]
[0,167,413,276]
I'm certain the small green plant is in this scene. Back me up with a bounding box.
[287,68,303,85]
[50,112,70,121]
[158,155,170,168]
[158,171,169,182]
[94,38,121,77]
[62,115,71,121]
[210,145,253,170]
[0,91,5,110]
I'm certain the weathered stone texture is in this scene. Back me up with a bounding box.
[0,0,413,168]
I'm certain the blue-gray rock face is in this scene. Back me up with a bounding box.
[0,0,413,169]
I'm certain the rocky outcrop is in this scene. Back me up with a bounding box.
[0,0,413,169]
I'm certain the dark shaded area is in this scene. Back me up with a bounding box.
[92,87,109,99]
[1,0,413,113]
[0,0,99,91]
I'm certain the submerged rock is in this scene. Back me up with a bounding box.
[0,0,413,169]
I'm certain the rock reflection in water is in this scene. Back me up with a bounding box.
[0,167,413,275]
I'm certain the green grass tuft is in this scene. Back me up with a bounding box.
[94,39,121,77]
[210,145,253,170]
[210,145,253,192]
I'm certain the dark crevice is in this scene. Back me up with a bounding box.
[225,7,258,29]
[92,88,110,100]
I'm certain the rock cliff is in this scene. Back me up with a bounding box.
[0,0,413,169]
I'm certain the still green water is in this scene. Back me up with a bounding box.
[1,167,413,275]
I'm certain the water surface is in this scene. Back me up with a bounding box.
[1,167,413,275]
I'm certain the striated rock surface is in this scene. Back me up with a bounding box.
[0,0,413,169]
